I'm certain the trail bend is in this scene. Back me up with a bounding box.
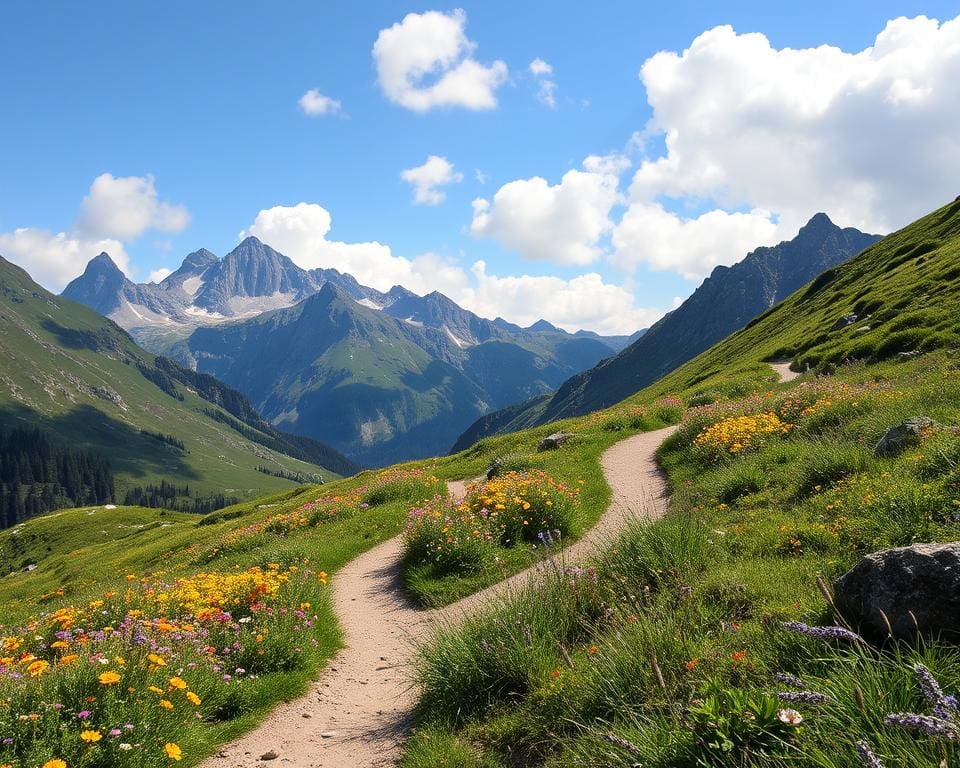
[202,426,676,768]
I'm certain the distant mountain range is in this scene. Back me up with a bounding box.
[0,252,357,527]
[452,213,881,451]
[62,238,643,465]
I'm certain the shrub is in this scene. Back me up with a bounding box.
[454,471,578,547]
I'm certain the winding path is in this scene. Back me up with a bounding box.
[202,426,676,768]
[204,362,798,767]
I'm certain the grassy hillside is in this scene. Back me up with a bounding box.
[640,195,960,399]
[0,255,354,519]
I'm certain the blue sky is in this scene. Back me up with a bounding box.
[2,1,959,333]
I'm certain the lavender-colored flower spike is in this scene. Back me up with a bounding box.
[777,691,830,704]
[782,621,864,643]
[775,672,806,689]
[601,732,643,757]
[914,663,956,721]
[884,712,960,740]
[855,740,886,768]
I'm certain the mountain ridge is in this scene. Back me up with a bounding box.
[452,213,881,450]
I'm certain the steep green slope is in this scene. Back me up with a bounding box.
[640,195,960,399]
[0,254,355,520]
[455,214,879,446]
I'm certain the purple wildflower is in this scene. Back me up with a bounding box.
[77,710,91,720]
[855,740,886,768]
[782,621,864,643]
[914,663,956,720]
[601,732,643,757]
[884,712,959,740]
[774,672,806,689]
[777,691,830,704]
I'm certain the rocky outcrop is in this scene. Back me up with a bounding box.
[834,542,960,641]
[538,431,572,451]
[874,417,938,457]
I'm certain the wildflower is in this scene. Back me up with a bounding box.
[684,658,698,671]
[26,659,49,676]
[98,670,121,685]
[782,621,864,643]
[777,691,830,704]
[109,729,122,737]
[160,699,174,710]
[119,743,133,750]
[731,650,747,663]
[601,732,643,756]
[168,676,188,690]
[777,708,803,725]
[854,741,885,768]
[42,762,67,768]
[914,663,957,720]
[164,742,183,761]
[775,672,806,689]
[186,691,201,706]
[148,653,166,667]
[884,712,959,739]
[76,710,92,720]
[80,730,103,743]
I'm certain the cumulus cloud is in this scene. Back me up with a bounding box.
[243,202,659,334]
[401,155,464,205]
[529,57,557,108]
[612,204,782,279]
[75,173,189,240]
[242,202,467,296]
[373,9,508,111]
[626,15,960,243]
[470,160,622,265]
[0,173,187,291]
[0,228,130,291]
[298,89,342,116]
[148,267,173,283]
[459,261,662,335]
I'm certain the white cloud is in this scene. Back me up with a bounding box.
[298,89,342,116]
[459,261,662,335]
[401,155,464,205]
[529,58,553,77]
[243,202,658,334]
[148,267,173,283]
[372,9,508,111]
[242,203,467,296]
[612,204,782,280]
[529,57,557,108]
[0,228,130,291]
[0,173,187,291]
[627,15,960,240]
[75,173,189,240]
[470,160,622,265]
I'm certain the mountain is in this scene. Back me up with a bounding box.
[61,237,385,352]
[183,282,627,466]
[0,253,357,525]
[63,237,636,359]
[452,213,881,448]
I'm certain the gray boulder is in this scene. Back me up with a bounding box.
[538,431,572,452]
[832,312,860,330]
[834,542,960,641]
[873,417,937,458]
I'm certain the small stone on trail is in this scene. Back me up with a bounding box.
[301,713,312,718]
[260,749,279,761]
[321,731,337,739]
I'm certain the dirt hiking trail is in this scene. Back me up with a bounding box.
[202,426,676,768]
